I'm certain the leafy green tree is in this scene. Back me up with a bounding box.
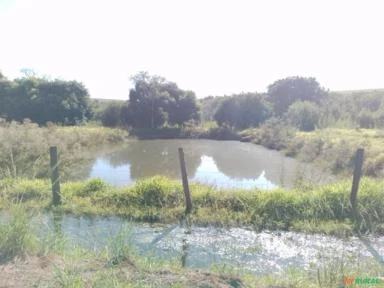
[214,93,271,129]
[285,101,320,131]
[125,72,200,128]
[214,96,237,127]
[99,103,124,127]
[167,90,200,126]
[0,73,91,124]
[267,76,328,115]
[31,80,89,124]
[199,96,225,122]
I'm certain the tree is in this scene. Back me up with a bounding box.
[214,93,271,129]
[267,76,328,115]
[199,96,225,122]
[0,72,91,124]
[125,72,200,128]
[285,101,320,131]
[168,91,200,126]
[99,103,124,127]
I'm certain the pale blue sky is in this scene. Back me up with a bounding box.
[1,0,383,99]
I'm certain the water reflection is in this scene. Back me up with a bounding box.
[32,214,384,275]
[80,139,334,189]
[193,156,277,189]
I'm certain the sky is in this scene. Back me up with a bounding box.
[1,0,383,99]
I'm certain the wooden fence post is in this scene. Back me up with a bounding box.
[50,146,61,206]
[178,148,192,214]
[350,148,364,219]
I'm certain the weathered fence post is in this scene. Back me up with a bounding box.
[178,148,192,214]
[50,146,61,206]
[350,148,364,219]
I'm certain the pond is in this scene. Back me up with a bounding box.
[34,214,384,275]
[72,139,334,189]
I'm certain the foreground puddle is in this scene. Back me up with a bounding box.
[30,214,384,274]
[27,214,384,274]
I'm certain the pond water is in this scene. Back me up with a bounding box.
[73,139,334,189]
[33,214,384,275]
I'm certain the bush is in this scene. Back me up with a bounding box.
[206,126,241,140]
[77,178,108,197]
[357,109,375,128]
[285,101,320,131]
[133,176,181,207]
[99,103,124,127]
[255,118,296,150]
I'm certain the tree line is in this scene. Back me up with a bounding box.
[0,72,91,125]
[1,70,384,131]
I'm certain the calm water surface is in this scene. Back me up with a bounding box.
[73,139,334,189]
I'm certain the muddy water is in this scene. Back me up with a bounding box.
[32,214,384,274]
[73,139,334,189]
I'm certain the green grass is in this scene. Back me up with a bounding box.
[1,176,384,235]
[240,126,384,178]
[0,121,129,179]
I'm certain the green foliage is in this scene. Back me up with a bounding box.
[199,96,225,122]
[285,101,321,131]
[205,126,241,140]
[2,177,384,234]
[99,102,125,127]
[0,74,91,125]
[267,76,327,115]
[6,179,50,202]
[0,207,32,262]
[76,178,108,197]
[357,109,375,128]
[54,268,84,288]
[252,117,296,150]
[213,93,271,129]
[322,90,384,129]
[125,72,200,128]
[104,224,134,266]
[132,176,181,208]
[0,121,128,179]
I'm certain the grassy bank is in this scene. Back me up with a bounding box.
[0,121,129,179]
[1,176,384,236]
[240,126,384,177]
[1,206,383,287]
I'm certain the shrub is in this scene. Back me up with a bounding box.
[133,176,181,207]
[357,109,375,128]
[99,103,124,127]
[285,101,320,131]
[77,178,108,197]
[207,126,241,140]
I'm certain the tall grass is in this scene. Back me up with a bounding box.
[241,126,384,178]
[0,120,129,180]
[0,206,33,263]
[1,176,384,235]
